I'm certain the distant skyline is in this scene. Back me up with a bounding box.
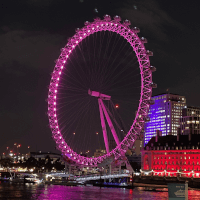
[1,0,200,154]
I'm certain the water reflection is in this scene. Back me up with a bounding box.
[1,182,200,199]
[34,185,169,200]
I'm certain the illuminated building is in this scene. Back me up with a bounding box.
[179,106,200,135]
[30,152,62,162]
[179,116,200,135]
[142,133,200,178]
[94,149,106,157]
[144,93,186,145]
[182,106,200,117]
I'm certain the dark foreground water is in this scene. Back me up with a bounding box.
[1,182,200,200]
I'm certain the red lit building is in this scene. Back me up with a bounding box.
[141,132,200,178]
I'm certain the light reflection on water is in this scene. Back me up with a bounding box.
[0,182,200,199]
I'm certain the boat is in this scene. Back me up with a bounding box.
[93,181,133,188]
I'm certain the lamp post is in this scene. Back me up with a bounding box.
[16,144,21,162]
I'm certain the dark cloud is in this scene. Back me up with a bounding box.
[119,0,185,41]
[27,0,55,7]
[0,0,200,154]
[0,30,65,70]
[117,0,200,102]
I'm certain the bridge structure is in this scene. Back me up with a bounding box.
[75,173,130,182]
[46,172,130,183]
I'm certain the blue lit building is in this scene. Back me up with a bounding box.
[144,93,186,145]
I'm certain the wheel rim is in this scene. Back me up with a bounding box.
[48,15,153,167]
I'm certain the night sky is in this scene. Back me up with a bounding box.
[1,0,200,155]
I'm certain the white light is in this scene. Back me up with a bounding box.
[63,61,66,63]
[69,50,71,53]
[66,55,69,58]
[57,78,59,80]
[76,41,78,43]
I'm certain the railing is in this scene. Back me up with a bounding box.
[75,173,129,182]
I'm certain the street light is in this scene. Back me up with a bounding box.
[16,144,21,162]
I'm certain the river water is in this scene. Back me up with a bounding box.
[1,182,200,200]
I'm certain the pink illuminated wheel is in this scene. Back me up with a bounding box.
[48,15,155,167]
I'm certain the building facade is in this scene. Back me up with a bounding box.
[94,149,106,157]
[144,93,186,145]
[179,116,200,135]
[142,134,200,178]
[30,151,62,162]
[182,106,200,117]
[179,106,200,135]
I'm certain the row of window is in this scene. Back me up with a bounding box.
[154,156,199,159]
[153,167,199,171]
[153,161,199,165]
[146,146,199,150]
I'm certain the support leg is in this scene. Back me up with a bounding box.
[98,99,110,154]
[99,99,120,145]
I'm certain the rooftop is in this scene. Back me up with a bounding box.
[144,134,200,150]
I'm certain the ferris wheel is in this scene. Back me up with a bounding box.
[47,15,156,167]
